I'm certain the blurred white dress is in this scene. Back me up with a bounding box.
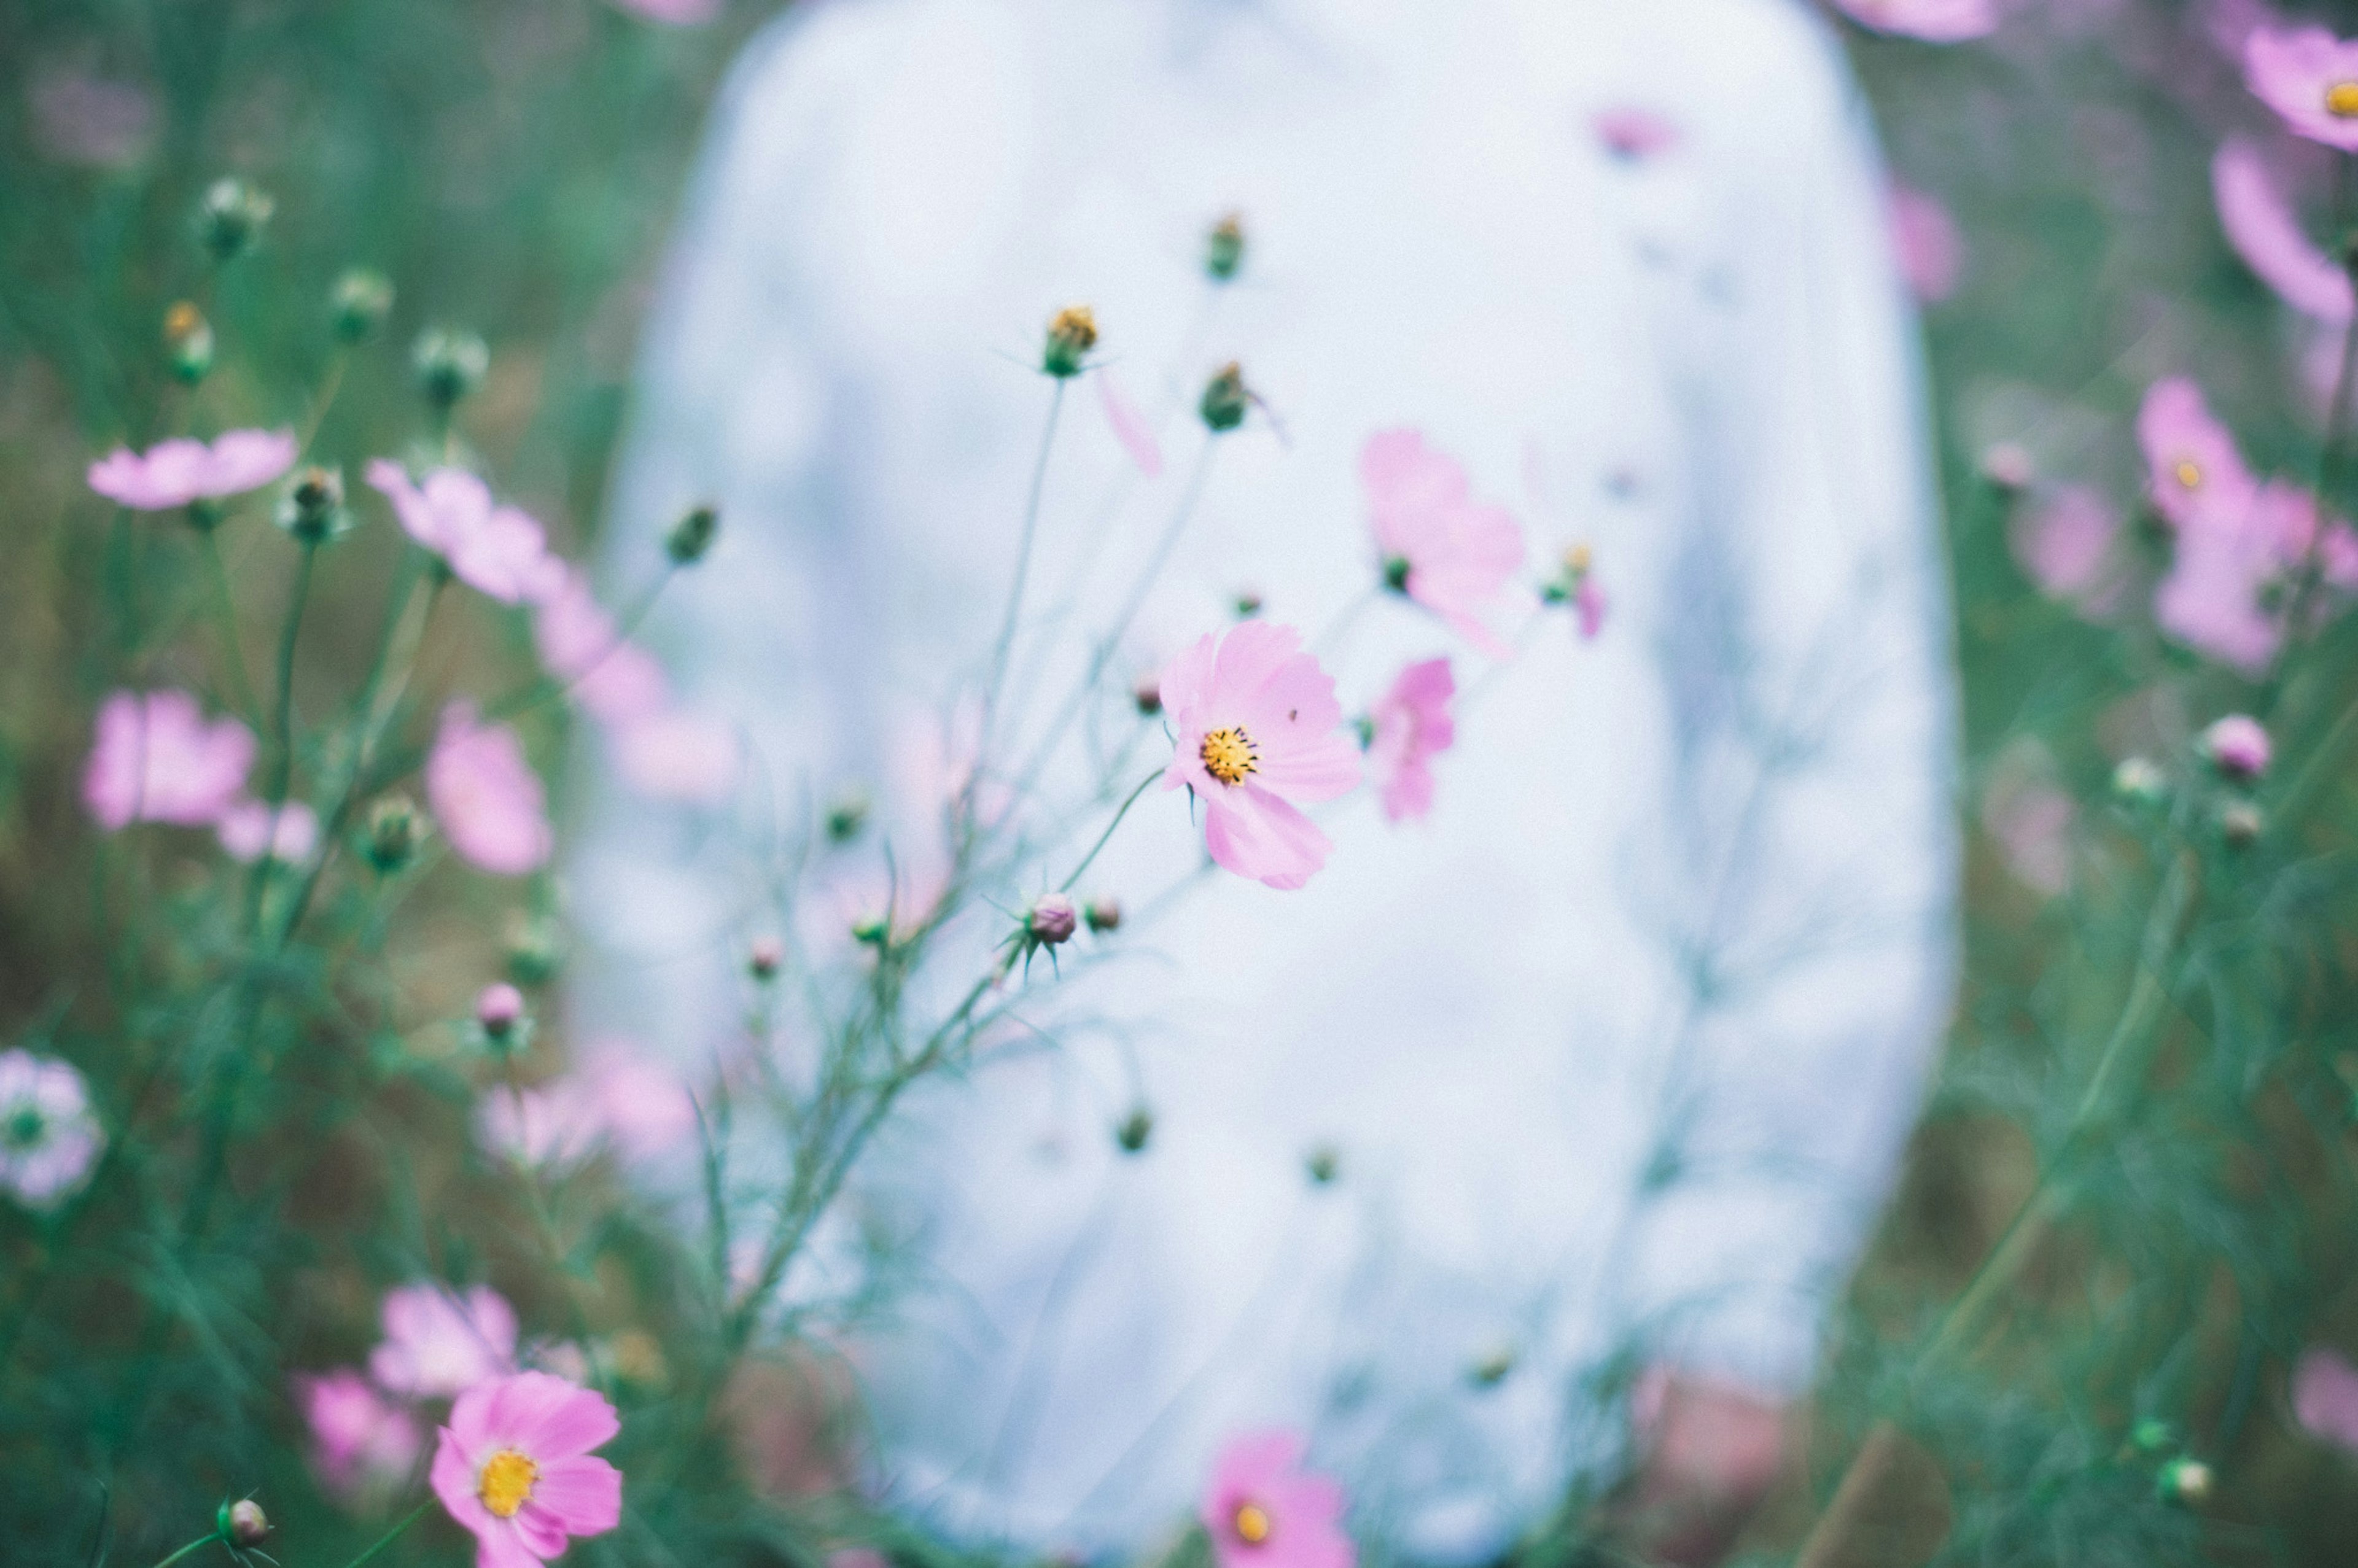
[575,0,1958,1558]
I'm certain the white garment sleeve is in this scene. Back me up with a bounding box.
[1610,3,1961,1393]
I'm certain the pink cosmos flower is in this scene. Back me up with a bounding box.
[608,710,737,804]
[478,1047,698,1167]
[1363,430,1527,658]
[296,1368,426,1498]
[1594,106,1681,161]
[1832,0,1999,42]
[2138,378,2257,531]
[217,798,319,864]
[1200,1430,1354,1568]
[1888,185,1964,303]
[2201,713,2271,779]
[2294,1348,2358,1452]
[427,705,554,876]
[370,1282,519,1399]
[429,1371,623,1568]
[1100,370,1164,478]
[1367,658,1457,825]
[2213,139,2352,322]
[1161,623,1361,890]
[2011,484,2120,601]
[88,429,298,512]
[2246,27,2358,152]
[2153,479,2357,672]
[0,1050,104,1211]
[366,461,568,606]
[534,571,671,726]
[83,689,254,830]
[607,0,720,21]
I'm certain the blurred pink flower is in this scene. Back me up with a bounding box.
[365,461,567,605]
[370,1283,519,1399]
[426,704,554,875]
[1594,106,1681,160]
[1574,575,1608,640]
[2011,484,2119,600]
[83,689,254,830]
[2294,1348,2358,1451]
[2138,377,2257,530]
[1833,0,1999,42]
[2201,713,2272,778]
[2246,26,2358,151]
[296,1368,426,1498]
[1199,1430,1353,1568]
[478,1047,698,1167]
[1888,184,1964,303]
[607,0,720,22]
[1982,778,2076,896]
[1160,622,1360,890]
[217,798,319,864]
[1367,658,1457,825]
[609,710,737,803]
[1099,370,1164,478]
[2154,479,2356,672]
[2212,138,2352,322]
[534,571,671,726]
[0,1050,103,1210]
[87,429,297,511]
[1980,441,2035,490]
[31,69,155,168]
[429,1371,623,1568]
[1363,430,1526,658]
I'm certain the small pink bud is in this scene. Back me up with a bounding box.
[1133,676,1163,716]
[224,1499,270,1547]
[476,982,526,1038]
[1083,897,1121,934]
[1027,894,1077,946]
[1981,441,2034,491]
[749,936,784,980]
[2200,715,2270,780]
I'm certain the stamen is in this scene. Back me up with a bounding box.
[478,1449,538,1519]
[1200,726,1259,786]
[1234,1502,1274,1545]
[2173,459,2202,491]
[2329,81,2358,117]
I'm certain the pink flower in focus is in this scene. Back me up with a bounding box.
[1833,0,1999,42]
[83,690,254,830]
[2011,484,2119,601]
[607,0,720,21]
[365,461,567,605]
[296,1368,426,1498]
[1367,658,1457,825]
[430,1371,623,1568]
[2213,139,2352,322]
[534,571,671,726]
[608,710,737,804]
[217,798,319,864]
[2201,713,2271,778]
[427,705,554,876]
[370,1282,519,1399]
[0,1050,103,1211]
[2138,378,2257,530]
[2294,1348,2358,1451]
[1199,1430,1354,1568]
[1363,430,1527,658]
[1594,106,1681,161]
[1100,370,1164,478]
[87,429,297,511]
[1160,623,1361,890]
[1888,185,1964,303]
[2246,27,2358,152]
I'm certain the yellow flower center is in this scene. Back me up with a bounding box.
[2328,81,2358,117]
[1200,726,1259,786]
[1234,1502,1274,1545]
[2173,459,2202,492]
[478,1449,538,1519]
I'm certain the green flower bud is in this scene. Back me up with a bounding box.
[1200,362,1251,433]
[366,794,421,873]
[413,326,490,410]
[198,177,275,261]
[164,300,214,384]
[1205,212,1247,283]
[825,789,872,845]
[332,268,396,344]
[665,502,720,565]
[1043,305,1098,379]
[276,465,349,543]
[1115,1106,1154,1154]
[1305,1144,1340,1185]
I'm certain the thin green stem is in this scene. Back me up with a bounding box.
[147,1531,223,1568]
[1059,770,1160,895]
[980,379,1070,758]
[203,532,260,723]
[337,1497,435,1568]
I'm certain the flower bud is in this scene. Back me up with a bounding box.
[1028,893,1078,947]
[1115,1106,1154,1154]
[1043,305,1098,378]
[1382,555,1412,593]
[366,794,421,872]
[2130,1418,2176,1454]
[220,1499,270,1547]
[851,912,891,949]
[2220,799,2264,847]
[1083,897,1121,934]
[1205,212,1247,282]
[2111,756,2167,807]
[749,935,785,980]
[276,465,349,543]
[164,300,214,384]
[332,268,396,344]
[665,502,720,565]
[1980,441,2034,492]
[1465,1342,1516,1389]
[1200,362,1251,433]
[1232,588,1264,618]
[2199,714,2270,781]
[2158,1457,2212,1507]
[477,982,526,1041]
[1305,1144,1340,1185]
[198,177,274,261]
[825,788,871,844]
[413,326,490,410]
[1132,677,1163,716]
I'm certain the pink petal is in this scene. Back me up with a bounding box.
[2214,139,2353,322]
[1099,370,1164,478]
[431,1424,496,1534]
[529,1454,624,1534]
[497,1370,621,1459]
[1202,791,1333,890]
[2295,1348,2358,1450]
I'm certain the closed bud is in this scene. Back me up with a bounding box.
[1132,676,1163,716]
[1027,893,1078,947]
[1980,441,2034,492]
[1305,1144,1340,1185]
[851,912,891,949]
[2112,756,2168,807]
[276,465,349,543]
[367,794,421,872]
[1043,305,1098,378]
[1115,1106,1154,1154]
[2220,799,2264,847]
[476,982,526,1041]
[825,788,871,844]
[332,268,396,344]
[2130,1418,2176,1454]
[1466,1342,1516,1389]
[2199,714,2271,781]
[413,326,490,409]
[220,1499,270,1547]
[666,502,720,565]
[198,177,274,261]
[1205,212,1247,282]
[164,300,214,384]
[749,935,785,980]
[1200,362,1251,433]
[2158,1457,2212,1507]
[1083,897,1121,934]
[1232,588,1264,618]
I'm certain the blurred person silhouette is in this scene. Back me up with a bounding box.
[575,0,1958,1562]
